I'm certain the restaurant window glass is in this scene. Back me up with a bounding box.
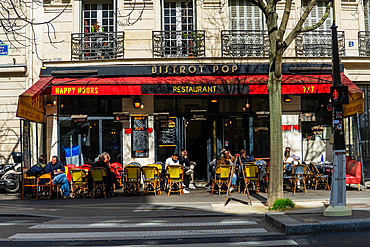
[59,96,122,116]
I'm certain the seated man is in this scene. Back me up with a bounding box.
[165,151,189,194]
[44,156,70,199]
[179,149,196,189]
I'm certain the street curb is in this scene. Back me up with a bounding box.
[265,211,370,234]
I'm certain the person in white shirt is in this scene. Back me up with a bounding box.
[165,151,190,194]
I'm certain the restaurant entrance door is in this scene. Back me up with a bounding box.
[181,118,208,181]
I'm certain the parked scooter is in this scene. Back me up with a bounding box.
[0,153,22,193]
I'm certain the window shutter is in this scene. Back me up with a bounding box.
[365,0,370,31]
[302,0,332,31]
[229,0,263,30]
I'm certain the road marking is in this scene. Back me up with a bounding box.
[97,240,298,247]
[30,220,257,229]
[134,204,175,212]
[10,228,268,239]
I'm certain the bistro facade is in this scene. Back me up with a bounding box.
[16,59,364,181]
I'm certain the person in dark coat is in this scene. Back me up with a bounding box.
[44,156,65,175]
[90,152,116,197]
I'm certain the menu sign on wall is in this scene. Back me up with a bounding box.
[131,115,149,158]
[159,118,177,146]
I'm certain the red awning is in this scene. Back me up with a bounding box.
[20,77,54,98]
[26,73,363,96]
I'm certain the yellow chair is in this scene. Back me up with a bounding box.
[244,164,259,193]
[89,167,108,199]
[212,164,232,195]
[146,164,162,194]
[37,173,58,200]
[22,172,38,200]
[166,165,183,196]
[123,165,141,196]
[265,165,270,193]
[142,166,160,196]
[69,169,89,198]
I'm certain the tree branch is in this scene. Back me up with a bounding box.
[282,0,332,52]
[301,1,332,32]
[277,0,292,42]
[248,0,269,17]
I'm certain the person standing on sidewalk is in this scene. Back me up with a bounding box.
[179,149,196,190]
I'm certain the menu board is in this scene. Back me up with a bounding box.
[159,119,177,146]
[131,116,149,158]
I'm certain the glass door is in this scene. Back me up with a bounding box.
[222,117,245,156]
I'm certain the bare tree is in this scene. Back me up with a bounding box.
[250,0,332,206]
[0,0,70,59]
[0,0,146,59]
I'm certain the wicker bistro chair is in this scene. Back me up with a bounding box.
[146,163,162,194]
[142,166,160,196]
[37,173,59,200]
[212,164,232,195]
[89,167,108,199]
[166,165,184,196]
[243,164,260,194]
[69,169,89,198]
[310,162,330,191]
[291,164,309,193]
[123,165,141,196]
[22,172,38,200]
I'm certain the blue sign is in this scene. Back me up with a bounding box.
[0,40,8,56]
[349,41,354,48]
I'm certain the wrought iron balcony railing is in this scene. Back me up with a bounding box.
[152,30,205,58]
[296,30,345,57]
[358,31,370,56]
[71,32,124,60]
[221,30,269,57]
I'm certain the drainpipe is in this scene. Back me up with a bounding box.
[28,0,34,88]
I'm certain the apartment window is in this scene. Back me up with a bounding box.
[302,0,332,30]
[83,2,114,33]
[229,0,263,30]
[365,0,370,31]
[163,0,194,32]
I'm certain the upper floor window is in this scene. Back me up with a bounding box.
[83,2,114,33]
[229,0,263,30]
[163,0,194,32]
[302,0,332,30]
[364,0,370,31]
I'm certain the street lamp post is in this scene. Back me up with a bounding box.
[324,21,351,216]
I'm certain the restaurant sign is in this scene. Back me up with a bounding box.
[343,93,364,117]
[141,84,249,95]
[16,95,44,123]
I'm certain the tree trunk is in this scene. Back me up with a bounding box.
[266,5,284,207]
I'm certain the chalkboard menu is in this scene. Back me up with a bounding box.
[131,116,149,158]
[159,119,177,146]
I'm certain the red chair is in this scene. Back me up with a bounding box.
[81,164,91,173]
[110,162,123,187]
[65,164,78,182]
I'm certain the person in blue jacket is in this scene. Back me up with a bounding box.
[45,156,70,198]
